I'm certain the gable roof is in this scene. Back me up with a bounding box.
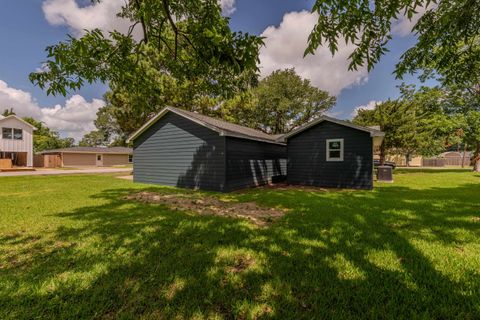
[0,115,37,130]
[39,146,132,155]
[127,106,284,145]
[278,115,385,141]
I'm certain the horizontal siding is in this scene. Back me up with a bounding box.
[287,122,373,189]
[133,112,225,191]
[225,137,287,191]
[62,153,96,166]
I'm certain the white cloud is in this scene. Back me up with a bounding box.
[0,80,104,141]
[219,0,236,16]
[351,100,382,117]
[391,5,432,37]
[259,10,368,96]
[42,0,131,36]
[43,0,236,37]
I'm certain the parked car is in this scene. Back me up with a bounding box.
[374,159,396,169]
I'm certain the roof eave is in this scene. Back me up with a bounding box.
[220,131,286,145]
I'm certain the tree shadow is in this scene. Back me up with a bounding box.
[1,183,479,318]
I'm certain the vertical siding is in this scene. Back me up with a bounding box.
[287,122,373,189]
[133,113,226,192]
[0,118,34,166]
[225,137,287,191]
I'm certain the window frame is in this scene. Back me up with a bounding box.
[13,128,23,140]
[326,138,344,162]
[2,127,13,140]
[128,154,133,163]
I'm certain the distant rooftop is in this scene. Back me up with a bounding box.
[39,147,132,154]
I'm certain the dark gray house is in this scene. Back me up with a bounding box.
[127,107,286,192]
[280,116,384,190]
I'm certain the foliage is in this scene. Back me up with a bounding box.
[220,69,336,134]
[307,0,480,88]
[29,0,262,100]
[79,130,108,147]
[353,85,463,162]
[1,108,15,117]
[22,117,74,152]
[1,170,479,318]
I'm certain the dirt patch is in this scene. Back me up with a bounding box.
[125,191,288,226]
[472,216,480,222]
[226,255,256,273]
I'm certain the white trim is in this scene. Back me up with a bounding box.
[0,115,37,130]
[326,138,344,162]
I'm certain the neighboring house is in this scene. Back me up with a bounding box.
[0,115,36,167]
[127,107,287,192]
[439,151,472,159]
[38,147,133,167]
[280,116,384,190]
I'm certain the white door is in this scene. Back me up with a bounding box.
[96,154,103,166]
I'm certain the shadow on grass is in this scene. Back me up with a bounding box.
[395,168,474,174]
[1,183,479,319]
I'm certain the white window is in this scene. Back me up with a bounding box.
[13,128,23,140]
[326,139,344,161]
[2,127,12,139]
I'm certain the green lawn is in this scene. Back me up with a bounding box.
[1,170,479,319]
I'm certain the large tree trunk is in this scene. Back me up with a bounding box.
[462,143,467,168]
[379,141,386,165]
[473,142,480,172]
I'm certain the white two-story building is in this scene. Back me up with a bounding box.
[0,115,36,167]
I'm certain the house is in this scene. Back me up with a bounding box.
[280,116,384,190]
[37,147,133,167]
[0,115,36,167]
[127,107,287,192]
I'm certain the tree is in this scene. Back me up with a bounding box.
[79,131,108,147]
[22,118,74,152]
[29,0,262,101]
[354,100,412,165]
[220,69,336,134]
[2,108,15,116]
[353,85,462,165]
[307,0,480,89]
[462,111,480,171]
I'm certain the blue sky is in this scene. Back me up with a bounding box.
[0,0,434,140]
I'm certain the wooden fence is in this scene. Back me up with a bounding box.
[33,154,62,168]
[0,159,12,169]
[422,157,471,167]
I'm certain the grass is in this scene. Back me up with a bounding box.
[0,170,479,319]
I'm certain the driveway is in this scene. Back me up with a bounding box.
[0,168,132,177]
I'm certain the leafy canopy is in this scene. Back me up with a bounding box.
[29,0,262,98]
[307,0,480,88]
[22,117,75,152]
[219,69,336,134]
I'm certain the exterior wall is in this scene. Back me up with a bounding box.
[287,121,374,189]
[0,117,34,166]
[62,153,96,167]
[133,112,226,192]
[225,137,287,191]
[103,154,130,166]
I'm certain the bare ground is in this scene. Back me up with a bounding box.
[125,191,288,226]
